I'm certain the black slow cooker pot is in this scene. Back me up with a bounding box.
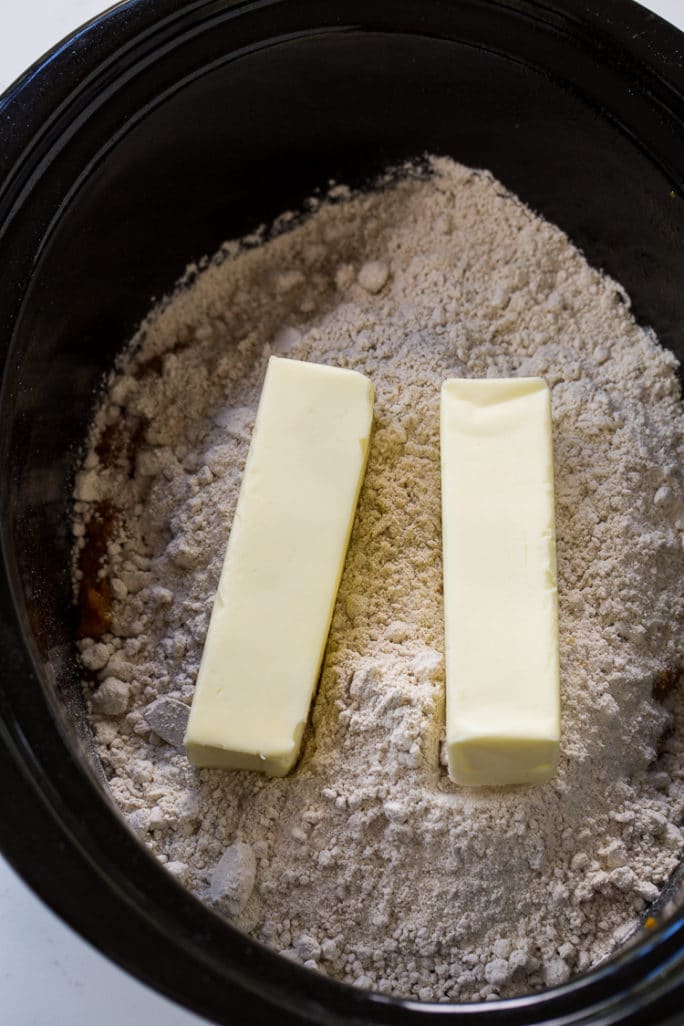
[1,1,683,1023]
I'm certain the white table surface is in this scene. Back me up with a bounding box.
[1,1,682,1024]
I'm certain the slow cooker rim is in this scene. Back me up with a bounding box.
[1,1,683,1023]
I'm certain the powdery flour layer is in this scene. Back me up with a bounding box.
[72,158,684,1002]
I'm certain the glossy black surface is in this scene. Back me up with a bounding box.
[1,1,683,1023]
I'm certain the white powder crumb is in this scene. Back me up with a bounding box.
[484,959,511,986]
[294,933,321,961]
[357,260,389,293]
[143,697,189,748]
[127,809,150,835]
[543,958,571,988]
[80,641,113,672]
[634,880,660,902]
[335,264,355,291]
[165,861,189,882]
[509,949,530,973]
[210,405,254,438]
[91,678,130,716]
[273,269,305,293]
[72,157,684,1002]
[210,842,257,916]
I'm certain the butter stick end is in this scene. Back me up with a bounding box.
[448,734,560,787]
[185,738,298,778]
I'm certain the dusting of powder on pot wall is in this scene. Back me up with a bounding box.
[72,158,684,1002]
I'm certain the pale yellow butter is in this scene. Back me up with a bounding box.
[440,377,560,786]
[184,356,374,776]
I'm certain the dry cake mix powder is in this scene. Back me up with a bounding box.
[72,158,683,1001]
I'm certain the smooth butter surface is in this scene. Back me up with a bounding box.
[441,377,560,786]
[185,356,374,776]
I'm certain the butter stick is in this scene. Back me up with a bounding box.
[441,377,560,786]
[185,356,374,776]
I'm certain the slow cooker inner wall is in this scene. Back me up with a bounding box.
[4,14,684,913]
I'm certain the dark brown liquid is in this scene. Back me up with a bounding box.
[652,667,680,703]
[78,358,159,635]
[77,501,116,638]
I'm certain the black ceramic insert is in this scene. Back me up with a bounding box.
[0,1,683,1023]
